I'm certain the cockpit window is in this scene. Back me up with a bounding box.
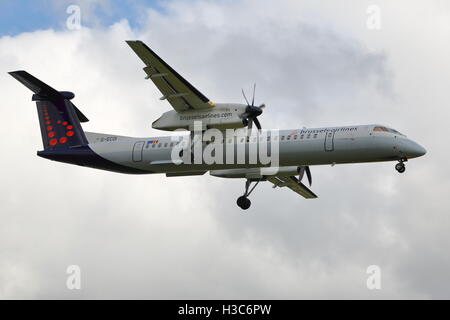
[387,128,400,134]
[373,126,388,132]
[373,126,405,136]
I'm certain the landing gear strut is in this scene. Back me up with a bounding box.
[237,179,260,210]
[395,160,406,173]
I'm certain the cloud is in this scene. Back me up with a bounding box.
[0,0,449,299]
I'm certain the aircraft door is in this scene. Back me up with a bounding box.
[324,131,335,152]
[132,141,145,162]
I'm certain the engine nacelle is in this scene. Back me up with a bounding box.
[152,103,247,131]
[210,166,300,179]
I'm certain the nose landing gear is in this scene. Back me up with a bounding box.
[395,160,406,173]
[237,179,260,210]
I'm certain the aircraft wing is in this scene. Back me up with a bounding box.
[126,40,215,112]
[267,176,318,199]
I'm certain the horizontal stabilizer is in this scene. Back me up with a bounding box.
[72,105,89,123]
[9,70,60,97]
[9,70,89,123]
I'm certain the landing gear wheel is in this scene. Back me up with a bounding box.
[395,162,406,173]
[237,196,251,210]
[237,179,260,210]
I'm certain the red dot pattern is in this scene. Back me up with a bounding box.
[42,108,77,147]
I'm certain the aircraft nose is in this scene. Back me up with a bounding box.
[401,140,427,158]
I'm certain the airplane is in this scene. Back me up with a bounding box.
[9,40,426,210]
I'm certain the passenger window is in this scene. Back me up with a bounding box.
[294,135,298,140]
[164,143,168,148]
[307,134,311,139]
[313,134,318,138]
[287,135,291,140]
[152,144,156,148]
[170,142,174,147]
[300,135,304,139]
[281,136,285,141]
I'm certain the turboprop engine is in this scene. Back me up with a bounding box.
[152,84,266,132]
[152,103,248,131]
[210,167,300,179]
[210,165,313,186]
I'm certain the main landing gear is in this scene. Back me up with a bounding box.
[395,159,406,173]
[237,179,261,210]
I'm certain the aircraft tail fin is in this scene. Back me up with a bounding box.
[9,70,89,150]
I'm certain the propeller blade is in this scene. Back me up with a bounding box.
[253,117,261,130]
[242,88,250,106]
[251,83,256,107]
[298,166,305,182]
[305,166,312,186]
[241,85,263,131]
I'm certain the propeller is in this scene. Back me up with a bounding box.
[297,166,312,186]
[241,83,265,130]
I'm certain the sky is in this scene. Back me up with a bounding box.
[0,0,164,35]
[0,0,449,299]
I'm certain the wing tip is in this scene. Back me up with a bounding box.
[8,70,27,78]
[125,40,143,46]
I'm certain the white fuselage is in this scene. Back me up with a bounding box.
[84,124,426,175]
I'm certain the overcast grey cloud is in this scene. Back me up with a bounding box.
[0,0,448,299]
